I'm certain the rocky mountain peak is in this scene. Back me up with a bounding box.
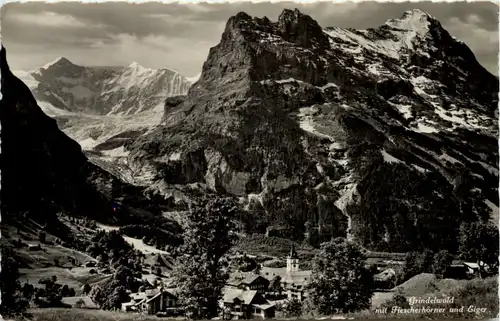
[1,46,186,232]
[277,8,330,49]
[1,46,13,85]
[41,56,78,71]
[128,9,498,252]
[1,46,89,218]
[384,9,434,34]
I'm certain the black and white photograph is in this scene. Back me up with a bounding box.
[0,1,498,320]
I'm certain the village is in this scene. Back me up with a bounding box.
[117,245,313,318]
[7,211,496,320]
[57,245,309,318]
[54,244,490,319]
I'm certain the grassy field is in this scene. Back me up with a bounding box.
[234,234,316,258]
[370,273,498,319]
[371,273,488,308]
[371,273,440,308]
[2,220,111,295]
[29,308,176,321]
[19,267,111,295]
[27,308,486,321]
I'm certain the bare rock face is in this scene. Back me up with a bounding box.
[277,9,330,49]
[204,148,251,196]
[127,9,498,251]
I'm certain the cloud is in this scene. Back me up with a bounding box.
[446,15,499,74]
[1,7,116,47]
[72,34,212,76]
[1,1,498,76]
[13,11,88,27]
[466,14,482,25]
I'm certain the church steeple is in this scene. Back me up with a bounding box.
[289,244,298,259]
[286,244,299,272]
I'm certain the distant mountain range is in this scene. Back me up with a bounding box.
[14,57,193,116]
[12,58,197,152]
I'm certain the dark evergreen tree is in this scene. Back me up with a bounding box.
[432,250,453,278]
[459,221,499,278]
[308,238,373,314]
[283,298,303,317]
[171,197,239,319]
[0,246,29,318]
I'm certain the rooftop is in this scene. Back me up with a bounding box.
[261,266,312,282]
[223,288,258,304]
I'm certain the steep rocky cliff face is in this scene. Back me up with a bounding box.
[127,9,498,251]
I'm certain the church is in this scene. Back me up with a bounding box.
[261,245,313,301]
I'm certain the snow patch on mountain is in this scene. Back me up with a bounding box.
[57,108,163,150]
[168,152,181,161]
[381,149,403,164]
[384,9,432,49]
[42,57,72,70]
[297,106,333,140]
[102,146,130,158]
[439,153,462,165]
[485,200,499,225]
[13,59,194,158]
[186,72,202,84]
[324,9,438,62]
[411,122,439,133]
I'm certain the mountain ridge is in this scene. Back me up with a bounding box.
[125,8,498,251]
[15,56,192,116]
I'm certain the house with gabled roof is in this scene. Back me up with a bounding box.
[228,274,270,294]
[222,287,275,319]
[121,287,182,316]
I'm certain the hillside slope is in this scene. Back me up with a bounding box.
[126,9,498,252]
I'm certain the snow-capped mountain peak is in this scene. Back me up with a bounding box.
[128,61,145,69]
[42,56,74,70]
[385,9,433,33]
[123,61,156,79]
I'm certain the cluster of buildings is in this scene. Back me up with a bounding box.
[64,246,491,318]
[229,245,312,301]
[118,245,312,319]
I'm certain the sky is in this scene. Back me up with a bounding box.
[1,1,498,77]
